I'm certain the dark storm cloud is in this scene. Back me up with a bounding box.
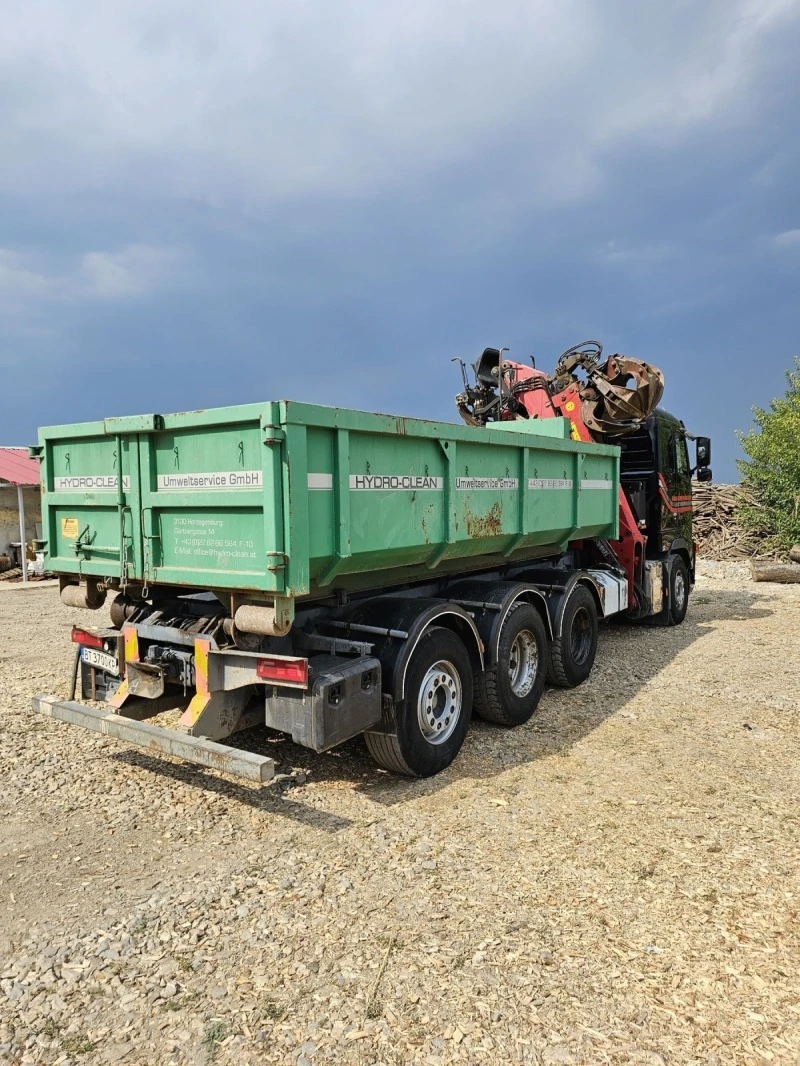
[1,0,799,477]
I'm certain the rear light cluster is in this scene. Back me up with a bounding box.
[256,656,308,687]
[71,626,106,650]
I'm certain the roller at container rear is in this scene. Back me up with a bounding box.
[34,400,620,624]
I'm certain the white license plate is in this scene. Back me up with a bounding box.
[82,647,119,675]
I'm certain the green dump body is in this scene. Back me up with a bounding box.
[35,401,620,603]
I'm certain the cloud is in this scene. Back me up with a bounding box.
[594,0,799,142]
[0,0,796,211]
[0,244,181,314]
[774,228,800,247]
[79,245,180,298]
[0,250,56,308]
[599,241,678,267]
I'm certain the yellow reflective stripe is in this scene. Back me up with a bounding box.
[183,691,210,727]
[110,679,129,709]
[123,626,139,663]
[194,639,210,696]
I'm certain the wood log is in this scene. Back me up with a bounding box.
[789,545,800,564]
[750,560,800,583]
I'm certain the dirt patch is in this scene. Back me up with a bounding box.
[0,562,798,1065]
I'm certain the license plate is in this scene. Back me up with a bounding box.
[82,647,119,675]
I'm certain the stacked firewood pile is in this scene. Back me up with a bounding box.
[692,482,800,579]
[692,481,768,560]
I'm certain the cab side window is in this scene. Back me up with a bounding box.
[675,436,690,478]
[660,421,676,475]
[666,431,689,478]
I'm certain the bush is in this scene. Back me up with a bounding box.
[737,357,800,554]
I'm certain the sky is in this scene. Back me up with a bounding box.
[1,0,799,482]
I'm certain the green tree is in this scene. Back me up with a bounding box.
[737,357,800,553]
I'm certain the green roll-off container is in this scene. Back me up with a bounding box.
[34,400,620,609]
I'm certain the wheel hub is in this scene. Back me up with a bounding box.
[570,608,592,665]
[508,629,539,697]
[417,660,462,745]
[674,570,686,612]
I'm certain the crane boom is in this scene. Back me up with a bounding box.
[454,341,668,613]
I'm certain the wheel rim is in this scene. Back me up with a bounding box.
[508,629,539,697]
[417,659,462,745]
[570,608,592,665]
[673,570,687,613]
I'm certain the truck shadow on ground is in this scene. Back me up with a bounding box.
[112,749,356,832]
[112,586,770,822]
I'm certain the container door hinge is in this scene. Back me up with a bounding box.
[266,551,288,572]
[263,426,285,445]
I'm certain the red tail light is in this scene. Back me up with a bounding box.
[71,626,105,650]
[256,656,308,686]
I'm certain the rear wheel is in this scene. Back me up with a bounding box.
[365,627,473,777]
[548,585,598,688]
[475,603,548,726]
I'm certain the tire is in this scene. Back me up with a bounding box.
[475,603,549,726]
[650,555,690,626]
[548,585,598,688]
[669,556,690,625]
[364,627,473,778]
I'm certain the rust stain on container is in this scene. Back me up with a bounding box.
[464,501,503,540]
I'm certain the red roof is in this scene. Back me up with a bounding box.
[0,448,40,486]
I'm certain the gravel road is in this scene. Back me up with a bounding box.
[1,562,798,1066]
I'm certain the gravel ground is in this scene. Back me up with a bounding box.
[1,562,798,1066]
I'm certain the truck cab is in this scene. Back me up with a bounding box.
[619,409,711,579]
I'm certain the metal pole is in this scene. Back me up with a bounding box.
[17,483,28,583]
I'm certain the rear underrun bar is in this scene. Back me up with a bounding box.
[31,695,275,785]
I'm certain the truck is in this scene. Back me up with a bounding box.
[30,340,711,782]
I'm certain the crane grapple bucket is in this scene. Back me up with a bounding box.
[579,356,664,437]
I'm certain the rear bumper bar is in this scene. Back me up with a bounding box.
[31,695,275,785]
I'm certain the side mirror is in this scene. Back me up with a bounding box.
[696,467,713,483]
[695,436,711,466]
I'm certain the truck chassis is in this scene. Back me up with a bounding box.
[35,550,678,781]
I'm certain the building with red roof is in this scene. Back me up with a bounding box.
[0,447,41,581]
[0,448,40,487]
